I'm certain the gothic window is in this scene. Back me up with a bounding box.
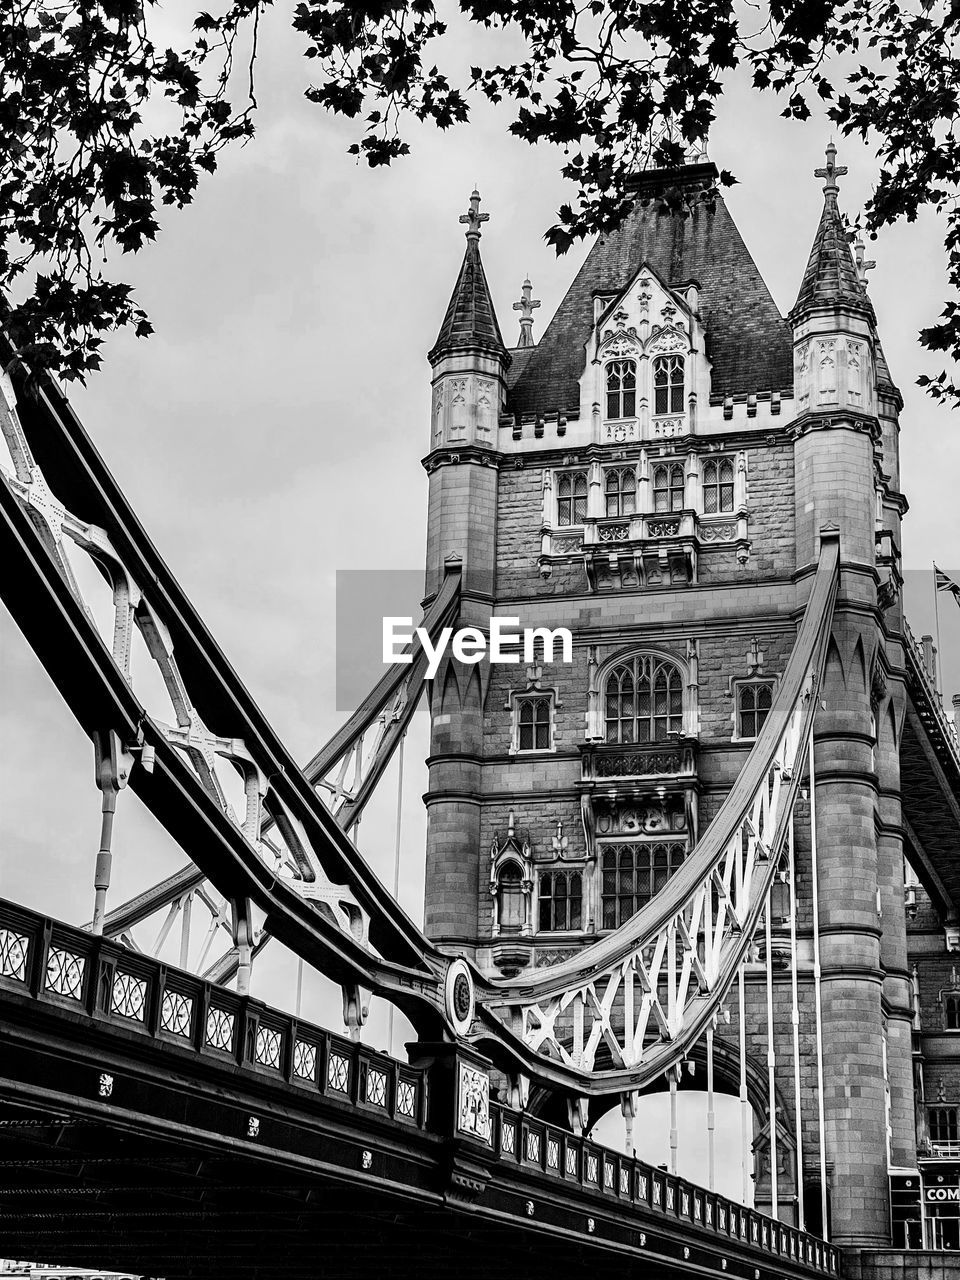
[945,992,960,1030]
[604,467,637,518]
[557,470,588,526]
[515,694,553,752]
[538,870,583,932]
[930,1106,959,1145]
[601,841,687,929]
[606,359,637,419]
[736,680,775,740]
[604,654,683,744]
[497,862,525,934]
[702,458,735,514]
[653,462,685,512]
[653,355,684,415]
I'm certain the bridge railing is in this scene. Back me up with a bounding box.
[0,894,840,1275]
[0,899,428,1131]
[489,1101,839,1274]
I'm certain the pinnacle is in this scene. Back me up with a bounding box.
[428,191,508,364]
[792,144,872,318]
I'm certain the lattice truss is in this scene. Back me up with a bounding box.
[0,369,442,991]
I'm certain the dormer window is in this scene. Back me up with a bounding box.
[604,467,637,518]
[606,359,637,419]
[653,355,684,415]
[653,462,685,513]
[702,458,735,513]
[557,470,587,526]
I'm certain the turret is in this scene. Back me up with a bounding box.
[789,142,880,568]
[424,190,509,599]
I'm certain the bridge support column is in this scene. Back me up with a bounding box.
[813,610,891,1247]
[875,668,917,1170]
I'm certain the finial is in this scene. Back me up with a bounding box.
[813,141,847,196]
[854,236,876,284]
[459,188,489,240]
[512,276,541,348]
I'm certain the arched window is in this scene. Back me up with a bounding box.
[601,841,687,928]
[702,458,735,513]
[557,470,587,526]
[653,354,684,415]
[604,467,637,518]
[604,654,683,744]
[538,870,583,932]
[516,694,552,752]
[606,359,637,419]
[653,463,685,512]
[736,681,774,739]
[497,863,525,934]
[945,992,960,1030]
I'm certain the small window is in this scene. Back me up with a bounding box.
[703,458,735,514]
[653,355,684,415]
[557,471,588,526]
[604,467,637,518]
[736,681,774,740]
[497,863,525,934]
[653,462,685,513]
[930,1106,959,1144]
[601,841,687,929]
[538,870,583,932]
[604,654,683,744]
[945,992,960,1030]
[606,359,637,419]
[516,694,552,752]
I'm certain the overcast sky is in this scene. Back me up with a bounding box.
[1,6,958,1183]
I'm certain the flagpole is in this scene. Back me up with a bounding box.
[934,561,944,694]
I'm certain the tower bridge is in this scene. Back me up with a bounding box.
[0,146,958,1279]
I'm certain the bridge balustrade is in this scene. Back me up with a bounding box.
[0,899,428,1130]
[489,1102,839,1274]
[0,896,840,1278]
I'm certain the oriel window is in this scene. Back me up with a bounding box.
[653,462,685,513]
[702,458,735,513]
[604,467,637,518]
[557,471,587,526]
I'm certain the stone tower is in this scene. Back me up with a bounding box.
[421,154,913,1249]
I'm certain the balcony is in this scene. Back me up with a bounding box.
[581,740,697,783]
[539,512,749,590]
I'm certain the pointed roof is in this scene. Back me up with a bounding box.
[428,190,508,365]
[505,162,793,418]
[792,144,873,319]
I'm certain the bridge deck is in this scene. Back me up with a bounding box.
[0,899,838,1280]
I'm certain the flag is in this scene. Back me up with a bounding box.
[935,565,960,604]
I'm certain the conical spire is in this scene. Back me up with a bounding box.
[428,190,508,365]
[792,144,872,317]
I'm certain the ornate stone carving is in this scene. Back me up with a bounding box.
[595,797,687,836]
[598,521,630,542]
[457,1062,491,1143]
